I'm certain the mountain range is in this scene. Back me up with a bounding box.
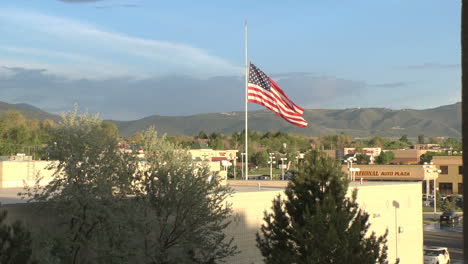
[0,101,461,138]
[0,101,59,121]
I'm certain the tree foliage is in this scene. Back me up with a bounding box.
[419,151,447,164]
[375,151,395,165]
[256,150,389,264]
[24,110,237,263]
[24,109,136,263]
[0,208,36,264]
[356,153,371,164]
[0,111,53,158]
[130,128,237,263]
[441,137,462,151]
[417,135,425,144]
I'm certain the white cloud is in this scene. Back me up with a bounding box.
[0,46,142,79]
[0,8,242,79]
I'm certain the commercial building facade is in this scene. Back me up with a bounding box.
[431,156,463,195]
[0,155,55,188]
[225,180,423,264]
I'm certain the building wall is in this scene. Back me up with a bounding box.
[432,156,463,195]
[189,149,238,161]
[341,164,436,181]
[225,181,423,264]
[389,149,443,164]
[353,182,423,264]
[344,147,382,157]
[0,160,56,188]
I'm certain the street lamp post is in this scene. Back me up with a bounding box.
[344,156,357,181]
[233,156,237,179]
[423,162,430,206]
[268,153,276,180]
[349,167,361,181]
[241,153,246,180]
[280,157,287,180]
[433,169,441,218]
[425,165,441,218]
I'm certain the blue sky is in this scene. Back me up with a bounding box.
[0,0,461,120]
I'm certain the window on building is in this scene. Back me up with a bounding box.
[439,183,453,195]
[458,183,463,195]
[459,166,463,175]
[439,165,448,175]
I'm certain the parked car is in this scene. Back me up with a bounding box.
[248,175,270,180]
[424,247,450,264]
[439,211,461,224]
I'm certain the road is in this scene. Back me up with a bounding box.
[424,222,463,263]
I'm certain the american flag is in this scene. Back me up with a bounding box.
[248,63,308,127]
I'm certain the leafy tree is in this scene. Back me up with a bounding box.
[24,109,137,263]
[100,121,119,139]
[209,138,225,150]
[24,111,238,263]
[419,152,446,164]
[367,136,388,148]
[253,150,269,167]
[375,151,395,165]
[0,208,36,264]
[130,127,237,263]
[320,134,353,150]
[417,135,425,144]
[427,137,443,144]
[438,195,458,213]
[129,131,143,144]
[399,135,409,144]
[196,130,208,139]
[384,141,408,150]
[256,150,389,264]
[356,153,371,164]
[442,137,462,151]
[229,131,242,150]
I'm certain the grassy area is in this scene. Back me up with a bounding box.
[231,168,286,180]
[423,218,438,225]
[423,207,435,212]
[423,206,462,212]
[231,168,283,180]
[250,168,282,175]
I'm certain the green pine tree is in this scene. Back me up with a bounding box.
[256,150,390,264]
[0,208,36,264]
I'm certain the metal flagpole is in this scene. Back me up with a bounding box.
[244,21,249,181]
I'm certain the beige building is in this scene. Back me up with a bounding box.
[431,155,463,195]
[344,147,382,157]
[225,180,423,264]
[0,155,55,188]
[341,164,438,181]
[189,148,238,183]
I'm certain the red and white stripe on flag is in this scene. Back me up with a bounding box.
[248,77,308,127]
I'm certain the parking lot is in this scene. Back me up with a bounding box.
[424,213,463,263]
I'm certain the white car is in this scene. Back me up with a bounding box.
[424,247,450,264]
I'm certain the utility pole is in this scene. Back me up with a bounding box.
[268,153,276,180]
[280,157,287,180]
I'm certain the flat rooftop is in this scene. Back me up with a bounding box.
[1,180,420,204]
[0,188,28,205]
[227,180,420,193]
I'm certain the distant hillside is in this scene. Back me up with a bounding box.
[0,100,460,138]
[0,101,59,121]
[112,102,462,138]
